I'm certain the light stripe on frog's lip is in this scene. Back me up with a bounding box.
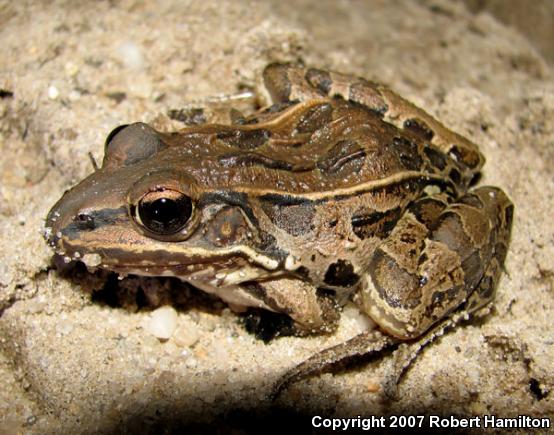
[55,240,282,271]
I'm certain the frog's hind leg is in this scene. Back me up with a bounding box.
[270,329,399,401]
[271,187,512,401]
[358,186,513,341]
[361,186,513,397]
[263,63,390,115]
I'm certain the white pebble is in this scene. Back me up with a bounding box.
[47,85,60,100]
[173,323,200,348]
[117,41,144,70]
[64,61,80,77]
[342,303,376,332]
[82,253,102,267]
[146,306,178,340]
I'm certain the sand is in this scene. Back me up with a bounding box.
[0,0,552,433]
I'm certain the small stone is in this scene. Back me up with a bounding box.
[117,41,144,70]
[173,323,200,348]
[82,253,102,267]
[366,378,381,393]
[342,303,376,332]
[146,306,178,340]
[47,85,60,100]
[64,61,80,77]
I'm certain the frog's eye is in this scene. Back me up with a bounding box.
[136,189,193,235]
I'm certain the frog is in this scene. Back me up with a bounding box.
[44,63,513,399]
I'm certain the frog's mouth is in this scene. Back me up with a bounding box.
[45,222,284,285]
[49,248,284,290]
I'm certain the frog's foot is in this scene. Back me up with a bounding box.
[382,301,493,400]
[382,259,504,401]
[270,330,399,401]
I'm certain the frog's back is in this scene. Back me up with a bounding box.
[159,97,459,200]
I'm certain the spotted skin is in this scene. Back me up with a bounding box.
[44,63,513,401]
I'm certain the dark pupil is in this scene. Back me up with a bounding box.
[139,196,192,234]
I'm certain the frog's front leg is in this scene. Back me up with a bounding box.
[358,186,513,340]
[241,278,340,336]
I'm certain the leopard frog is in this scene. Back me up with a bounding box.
[45,64,513,397]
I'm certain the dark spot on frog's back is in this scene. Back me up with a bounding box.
[324,259,359,287]
[305,68,333,94]
[317,140,366,174]
[216,129,270,150]
[423,145,448,171]
[391,136,423,170]
[218,153,294,171]
[403,118,434,141]
[295,103,333,134]
[351,207,401,240]
[449,145,482,169]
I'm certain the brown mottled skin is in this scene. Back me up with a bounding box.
[45,64,513,399]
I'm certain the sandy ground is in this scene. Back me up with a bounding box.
[0,0,553,433]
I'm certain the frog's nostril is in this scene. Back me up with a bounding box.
[74,212,95,230]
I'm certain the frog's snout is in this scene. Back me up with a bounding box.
[44,201,63,248]
[44,201,73,253]
[43,181,104,256]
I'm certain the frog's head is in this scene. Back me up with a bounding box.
[45,123,281,280]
